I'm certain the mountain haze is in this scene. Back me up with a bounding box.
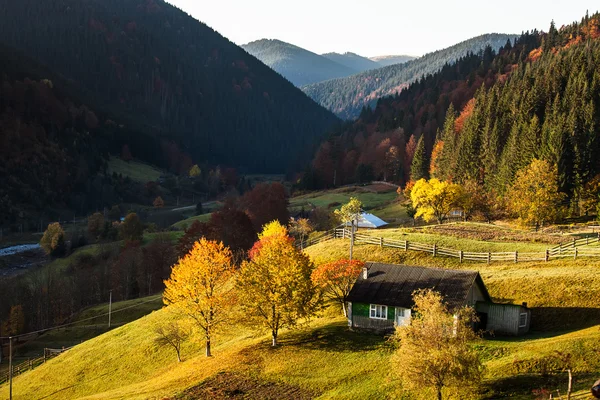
[303,33,518,119]
[370,54,417,67]
[322,52,381,72]
[242,39,357,86]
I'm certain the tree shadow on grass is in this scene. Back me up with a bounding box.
[36,372,110,400]
[483,372,597,399]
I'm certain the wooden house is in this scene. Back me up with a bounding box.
[345,262,530,336]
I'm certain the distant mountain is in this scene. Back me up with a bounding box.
[302,33,518,119]
[322,52,380,72]
[370,55,417,67]
[242,39,357,86]
[0,0,338,175]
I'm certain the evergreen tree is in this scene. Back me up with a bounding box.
[411,136,429,181]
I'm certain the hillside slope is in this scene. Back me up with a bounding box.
[302,33,517,119]
[0,0,338,173]
[2,240,599,399]
[242,39,357,86]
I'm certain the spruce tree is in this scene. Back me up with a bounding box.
[411,136,429,181]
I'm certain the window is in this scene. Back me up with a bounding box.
[396,308,406,317]
[518,312,528,328]
[370,304,387,319]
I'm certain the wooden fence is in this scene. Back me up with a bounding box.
[0,347,71,385]
[298,228,600,264]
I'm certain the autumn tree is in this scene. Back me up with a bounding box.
[311,259,364,316]
[6,305,25,336]
[121,213,144,242]
[141,234,177,295]
[391,290,483,400]
[508,159,565,229]
[411,179,463,224]
[209,202,257,255]
[112,242,143,300]
[334,197,363,260]
[177,220,217,257]
[189,164,201,178]
[153,196,165,208]
[108,205,121,221]
[236,222,317,346]
[40,222,66,256]
[289,217,314,249]
[163,238,236,357]
[87,212,105,239]
[241,182,289,231]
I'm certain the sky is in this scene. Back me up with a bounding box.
[166,1,599,57]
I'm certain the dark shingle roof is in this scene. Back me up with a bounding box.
[346,262,491,311]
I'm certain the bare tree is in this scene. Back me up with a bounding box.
[153,318,190,362]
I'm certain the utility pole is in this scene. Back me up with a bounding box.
[349,219,355,261]
[9,336,13,400]
[108,290,113,328]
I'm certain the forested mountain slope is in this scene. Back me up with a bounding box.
[322,52,381,72]
[0,44,115,224]
[370,54,417,67]
[302,33,517,119]
[305,14,600,208]
[241,39,357,86]
[0,0,338,174]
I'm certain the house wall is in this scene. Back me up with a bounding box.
[467,282,488,307]
[351,302,395,331]
[476,302,530,336]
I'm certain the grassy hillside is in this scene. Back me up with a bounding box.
[2,225,598,399]
[107,157,164,183]
[289,185,398,214]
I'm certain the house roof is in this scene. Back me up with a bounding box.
[346,262,491,311]
[344,212,388,229]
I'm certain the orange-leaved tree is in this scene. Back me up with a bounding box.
[237,221,317,347]
[163,238,236,357]
[311,259,364,316]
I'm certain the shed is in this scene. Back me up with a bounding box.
[345,262,530,336]
[475,302,531,336]
[344,212,388,229]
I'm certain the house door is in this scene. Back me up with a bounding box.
[395,307,411,327]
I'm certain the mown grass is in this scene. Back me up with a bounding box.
[107,156,164,183]
[2,309,598,400]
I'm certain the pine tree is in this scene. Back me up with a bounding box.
[411,136,429,181]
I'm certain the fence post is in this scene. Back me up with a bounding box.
[573,238,576,248]
[459,250,463,263]
[379,237,383,248]
[404,241,408,251]
[514,251,518,263]
[545,249,549,262]
[586,236,589,245]
[487,252,491,264]
[433,244,437,257]
[574,248,578,260]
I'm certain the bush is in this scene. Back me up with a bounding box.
[195,202,203,216]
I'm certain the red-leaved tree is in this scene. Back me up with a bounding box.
[311,259,365,316]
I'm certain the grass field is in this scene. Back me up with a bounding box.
[289,186,398,213]
[107,156,164,183]
[171,213,212,230]
[2,224,599,399]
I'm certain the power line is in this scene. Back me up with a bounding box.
[0,295,163,340]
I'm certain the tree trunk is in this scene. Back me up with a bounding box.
[437,387,442,400]
[176,348,182,362]
[342,302,347,317]
[349,220,355,260]
[206,337,211,357]
[567,369,572,400]
[272,331,277,347]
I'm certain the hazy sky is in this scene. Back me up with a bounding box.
[166,1,598,57]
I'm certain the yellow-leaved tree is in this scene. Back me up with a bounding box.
[163,238,235,357]
[410,178,463,224]
[189,164,201,178]
[334,197,363,259]
[508,159,565,230]
[392,289,483,400]
[236,221,317,347]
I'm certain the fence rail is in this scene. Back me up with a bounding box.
[310,228,600,264]
[0,347,71,385]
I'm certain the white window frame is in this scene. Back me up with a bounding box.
[518,312,528,328]
[370,304,388,320]
[396,307,406,318]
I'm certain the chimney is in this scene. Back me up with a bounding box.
[362,267,368,279]
[522,302,528,308]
